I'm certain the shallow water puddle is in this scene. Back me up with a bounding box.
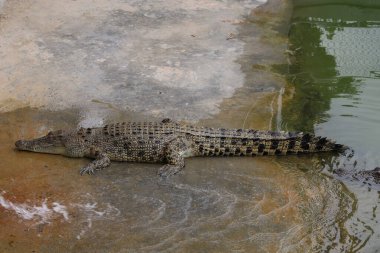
[0,192,69,223]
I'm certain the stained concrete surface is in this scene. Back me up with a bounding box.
[0,108,355,252]
[0,0,274,123]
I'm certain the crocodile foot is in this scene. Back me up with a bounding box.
[79,153,111,176]
[80,166,96,175]
[157,164,182,178]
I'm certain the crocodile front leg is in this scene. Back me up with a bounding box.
[158,159,185,178]
[158,138,189,178]
[80,153,111,175]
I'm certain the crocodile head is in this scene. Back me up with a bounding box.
[15,130,83,157]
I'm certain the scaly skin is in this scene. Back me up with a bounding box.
[15,119,345,177]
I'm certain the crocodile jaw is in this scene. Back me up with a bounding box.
[15,139,67,155]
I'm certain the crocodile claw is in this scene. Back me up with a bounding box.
[157,164,181,178]
[79,153,110,175]
[80,167,95,175]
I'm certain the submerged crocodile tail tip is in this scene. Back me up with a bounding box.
[334,143,349,152]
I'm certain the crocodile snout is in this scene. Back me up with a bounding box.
[15,140,26,150]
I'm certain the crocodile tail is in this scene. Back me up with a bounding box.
[192,130,346,157]
[282,132,347,154]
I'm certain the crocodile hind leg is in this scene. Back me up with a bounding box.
[158,138,189,177]
[80,153,111,175]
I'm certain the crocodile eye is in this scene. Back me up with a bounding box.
[47,131,53,136]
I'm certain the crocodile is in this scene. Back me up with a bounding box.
[15,119,345,177]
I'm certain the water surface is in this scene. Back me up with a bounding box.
[281,1,380,251]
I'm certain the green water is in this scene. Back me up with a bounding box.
[280,2,380,252]
[283,1,380,165]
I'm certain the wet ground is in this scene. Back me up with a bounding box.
[0,108,361,252]
[0,0,379,252]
